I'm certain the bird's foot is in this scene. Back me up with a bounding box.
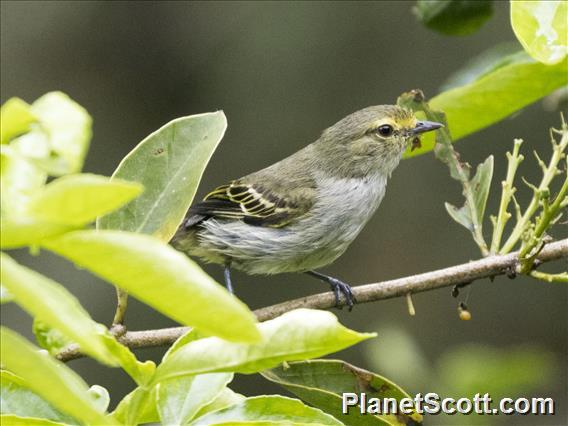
[306,271,356,311]
[327,277,356,311]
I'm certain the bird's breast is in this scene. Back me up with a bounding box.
[303,173,388,246]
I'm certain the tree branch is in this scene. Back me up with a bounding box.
[57,238,568,362]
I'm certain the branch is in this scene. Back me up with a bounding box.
[57,238,568,362]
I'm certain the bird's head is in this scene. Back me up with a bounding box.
[317,105,443,177]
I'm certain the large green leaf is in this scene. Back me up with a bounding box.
[191,395,344,426]
[42,230,260,343]
[154,309,375,383]
[414,0,493,36]
[27,174,143,226]
[511,0,567,65]
[157,373,233,425]
[0,371,77,425]
[0,328,114,425]
[98,111,227,242]
[0,98,36,144]
[262,360,423,426]
[403,53,568,157]
[0,253,117,365]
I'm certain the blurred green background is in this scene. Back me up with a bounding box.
[1,1,566,424]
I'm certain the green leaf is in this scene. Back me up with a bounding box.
[403,53,568,157]
[1,285,14,303]
[42,230,261,343]
[263,359,423,426]
[111,386,157,426]
[443,156,493,234]
[98,332,156,386]
[1,145,47,216]
[157,373,233,425]
[98,111,227,242]
[0,327,115,425]
[470,155,494,223]
[193,388,246,419]
[1,253,117,365]
[191,395,344,426]
[33,320,73,356]
[444,202,473,231]
[0,415,70,426]
[29,92,92,176]
[439,42,522,91]
[1,98,36,144]
[154,309,375,383]
[511,0,567,65]
[0,216,73,249]
[0,370,77,425]
[414,0,493,36]
[162,328,204,361]
[27,174,143,226]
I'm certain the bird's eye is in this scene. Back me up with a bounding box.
[376,125,394,137]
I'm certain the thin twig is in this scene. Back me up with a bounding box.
[56,238,568,362]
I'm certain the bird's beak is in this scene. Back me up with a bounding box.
[411,120,444,135]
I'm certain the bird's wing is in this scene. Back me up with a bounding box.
[184,179,314,229]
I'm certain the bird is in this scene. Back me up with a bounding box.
[171,105,442,309]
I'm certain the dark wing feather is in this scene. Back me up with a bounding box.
[184,180,313,229]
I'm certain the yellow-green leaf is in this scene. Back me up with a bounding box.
[0,253,117,365]
[0,216,73,249]
[1,146,47,216]
[511,0,567,65]
[157,373,233,425]
[0,328,115,425]
[0,371,77,425]
[0,415,70,426]
[42,230,261,343]
[27,174,143,226]
[29,92,92,176]
[403,53,568,157]
[154,309,375,383]
[191,395,343,426]
[1,98,36,144]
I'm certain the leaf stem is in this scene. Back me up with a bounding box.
[490,139,524,253]
[113,288,129,326]
[500,125,568,254]
[530,270,568,283]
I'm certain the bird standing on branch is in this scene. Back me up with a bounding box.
[172,105,442,309]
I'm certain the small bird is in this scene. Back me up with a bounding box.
[171,105,442,309]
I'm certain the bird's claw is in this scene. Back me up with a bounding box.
[328,278,356,311]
